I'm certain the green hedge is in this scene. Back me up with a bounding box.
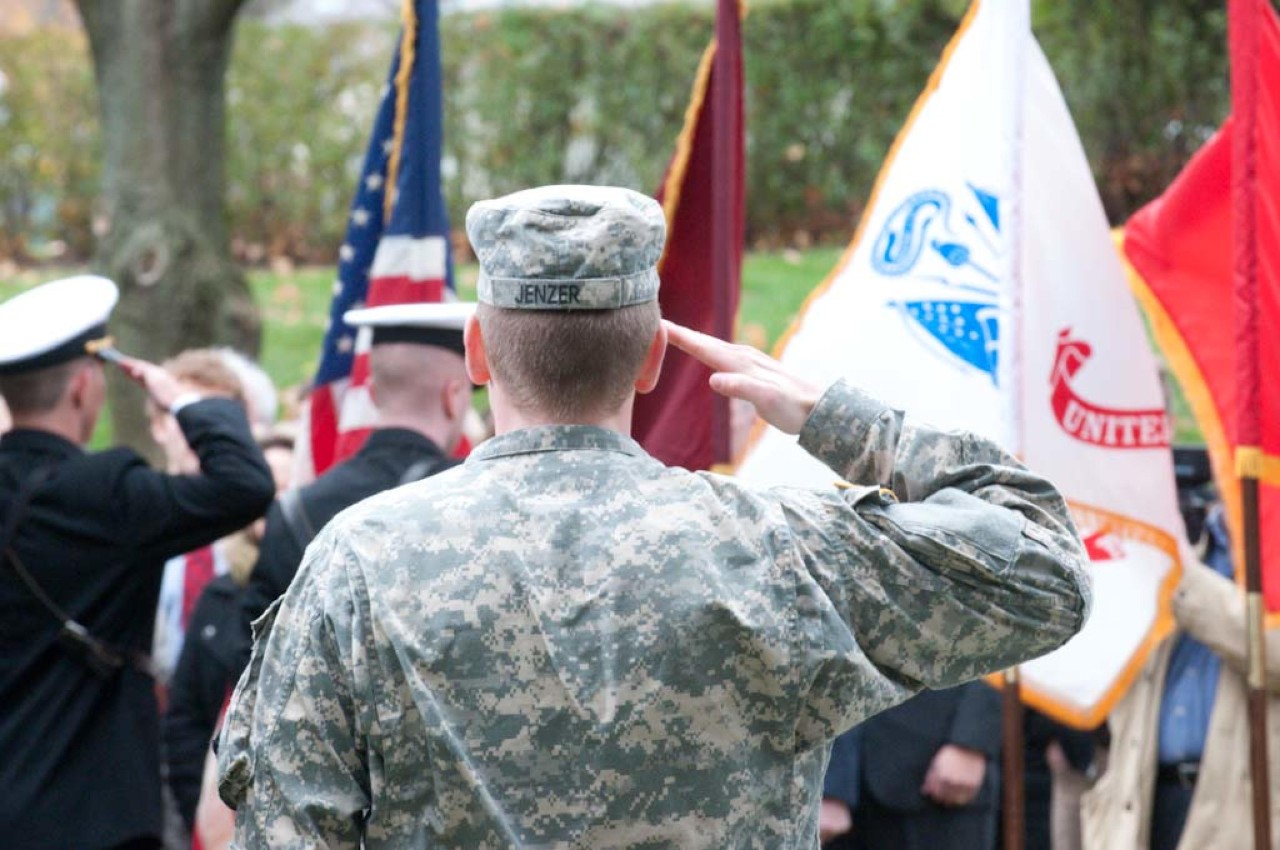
[0,0,1228,263]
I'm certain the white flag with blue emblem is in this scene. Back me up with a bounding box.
[736,0,1189,727]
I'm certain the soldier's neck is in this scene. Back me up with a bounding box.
[490,391,636,438]
[374,411,457,454]
[11,407,92,447]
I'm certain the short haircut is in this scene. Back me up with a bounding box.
[0,358,85,415]
[161,349,244,404]
[368,342,467,418]
[477,301,661,420]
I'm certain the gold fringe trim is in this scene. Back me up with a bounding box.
[1237,446,1280,485]
[384,0,419,224]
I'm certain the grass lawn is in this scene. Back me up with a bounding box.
[1,244,1201,445]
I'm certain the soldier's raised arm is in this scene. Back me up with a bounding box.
[667,322,1091,736]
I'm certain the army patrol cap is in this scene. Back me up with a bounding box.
[0,275,119,376]
[343,301,476,356]
[467,184,665,310]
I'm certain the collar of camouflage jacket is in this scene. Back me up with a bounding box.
[469,425,648,461]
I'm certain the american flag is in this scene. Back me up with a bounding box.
[301,0,453,478]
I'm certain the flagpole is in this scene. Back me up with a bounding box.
[1001,668,1025,850]
[1228,1,1272,846]
[709,0,742,468]
[1241,476,1272,847]
[1001,2,1029,847]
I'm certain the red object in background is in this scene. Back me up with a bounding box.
[632,0,744,471]
[1123,0,1280,613]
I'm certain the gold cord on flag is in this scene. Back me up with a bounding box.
[384,0,419,224]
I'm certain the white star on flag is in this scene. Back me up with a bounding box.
[351,207,371,227]
[336,334,355,354]
[364,174,383,192]
[339,244,355,262]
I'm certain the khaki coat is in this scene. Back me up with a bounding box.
[1081,559,1280,850]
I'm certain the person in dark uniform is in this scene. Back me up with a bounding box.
[234,301,475,674]
[851,681,1004,850]
[165,570,245,831]
[0,275,276,850]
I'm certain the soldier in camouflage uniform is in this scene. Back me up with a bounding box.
[218,184,1091,849]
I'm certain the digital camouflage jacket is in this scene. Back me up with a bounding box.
[219,380,1090,849]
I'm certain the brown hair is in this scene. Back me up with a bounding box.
[477,301,660,420]
[161,349,244,403]
[0,359,85,415]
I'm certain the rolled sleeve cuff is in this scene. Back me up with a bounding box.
[797,379,901,484]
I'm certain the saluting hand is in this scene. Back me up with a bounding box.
[117,358,186,411]
[663,320,823,435]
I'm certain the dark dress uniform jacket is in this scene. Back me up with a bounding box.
[0,398,274,850]
[235,428,454,674]
[164,573,243,829]
[854,681,1003,849]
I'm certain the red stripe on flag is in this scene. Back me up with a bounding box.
[367,276,445,306]
[350,351,371,386]
[309,384,340,475]
[335,426,373,461]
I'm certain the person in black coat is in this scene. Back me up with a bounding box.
[821,727,863,847]
[852,681,1004,850]
[164,573,245,830]
[0,276,275,850]
[234,302,475,675]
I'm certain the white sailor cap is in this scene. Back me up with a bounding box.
[0,275,119,376]
[342,301,476,356]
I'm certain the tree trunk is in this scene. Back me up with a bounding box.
[75,0,257,459]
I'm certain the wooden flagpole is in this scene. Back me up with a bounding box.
[1241,477,1272,848]
[1001,668,1026,850]
[1228,1,1272,845]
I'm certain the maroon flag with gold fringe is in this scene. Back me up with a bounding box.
[632,0,744,471]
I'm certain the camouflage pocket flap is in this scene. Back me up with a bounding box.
[867,487,1025,578]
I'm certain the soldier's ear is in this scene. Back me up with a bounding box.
[463,314,490,386]
[442,376,469,423]
[634,322,668,395]
[67,360,94,411]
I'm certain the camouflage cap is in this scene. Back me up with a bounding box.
[466,184,665,310]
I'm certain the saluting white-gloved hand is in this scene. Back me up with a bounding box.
[663,320,823,436]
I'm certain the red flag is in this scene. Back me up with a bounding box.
[1123,0,1280,614]
[632,0,744,471]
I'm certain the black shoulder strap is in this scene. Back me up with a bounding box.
[278,488,320,554]
[2,466,155,679]
[1,466,52,555]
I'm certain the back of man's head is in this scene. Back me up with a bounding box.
[476,304,659,421]
[343,303,474,451]
[0,275,119,437]
[369,342,468,421]
[466,184,666,423]
[0,359,85,418]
